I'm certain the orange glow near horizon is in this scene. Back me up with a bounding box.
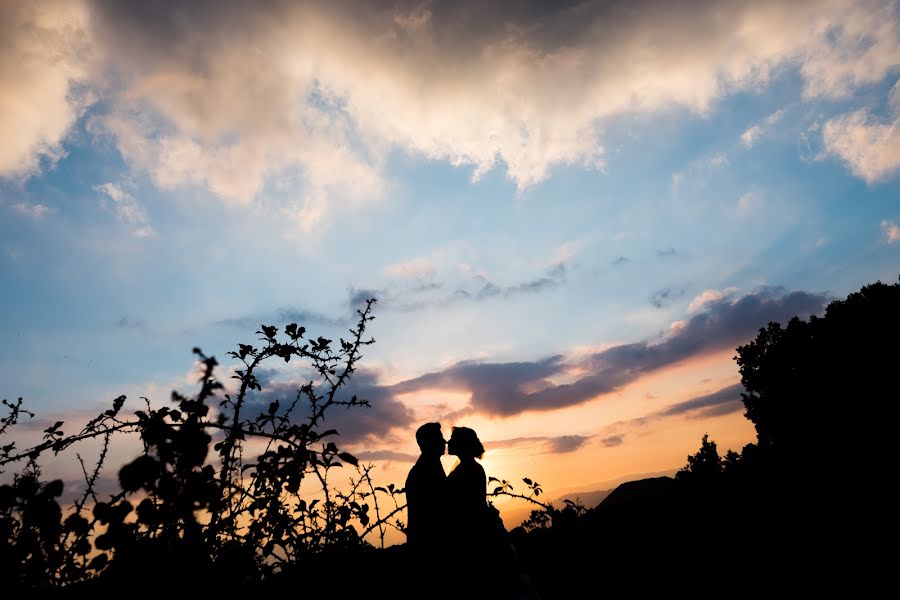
[1,350,757,548]
[346,348,758,538]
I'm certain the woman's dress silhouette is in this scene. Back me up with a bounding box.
[446,427,503,592]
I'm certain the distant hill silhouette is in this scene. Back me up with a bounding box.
[591,475,675,511]
[500,468,677,529]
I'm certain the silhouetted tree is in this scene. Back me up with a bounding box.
[675,433,721,485]
[736,277,900,480]
[667,277,900,592]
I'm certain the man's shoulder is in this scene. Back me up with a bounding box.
[405,461,422,486]
[409,459,446,483]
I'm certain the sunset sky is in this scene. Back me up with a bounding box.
[1,0,899,529]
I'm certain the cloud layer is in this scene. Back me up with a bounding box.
[95,182,155,237]
[392,287,828,416]
[593,382,746,449]
[0,1,92,178]
[881,219,900,243]
[3,0,898,202]
[232,286,827,444]
[241,369,415,445]
[656,383,744,419]
[822,107,900,184]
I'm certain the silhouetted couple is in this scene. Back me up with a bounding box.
[405,423,515,596]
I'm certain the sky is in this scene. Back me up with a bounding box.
[1,0,899,529]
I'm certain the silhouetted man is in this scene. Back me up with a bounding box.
[404,422,447,554]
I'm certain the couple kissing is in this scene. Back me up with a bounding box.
[404,424,514,591]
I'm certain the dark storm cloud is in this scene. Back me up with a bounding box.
[656,383,744,419]
[349,288,381,311]
[391,356,565,416]
[546,435,591,453]
[485,434,592,454]
[391,287,829,417]
[85,0,663,61]
[600,434,625,448]
[242,369,414,444]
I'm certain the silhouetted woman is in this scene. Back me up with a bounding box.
[446,427,497,590]
[446,427,538,599]
[447,427,488,536]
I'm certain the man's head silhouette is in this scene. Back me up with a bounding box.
[415,422,446,458]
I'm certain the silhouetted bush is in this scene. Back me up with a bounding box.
[0,299,552,597]
[0,300,415,593]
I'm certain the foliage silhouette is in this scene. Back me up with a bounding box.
[674,433,722,485]
[0,298,550,597]
[506,276,899,596]
[736,277,899,470]
[0,300,417,593]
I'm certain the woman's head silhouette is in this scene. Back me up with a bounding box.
[447,426,485,460]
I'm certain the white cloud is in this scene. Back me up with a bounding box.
[816,23,900,184]
[821,107,900,184]
[94,182,155,237]
[765,109,786,125]
[687,287,739,313]
[0,1,93,179]
[4,0,900,211]
[799,2,900,99]
[10,202,51,219]
[84,0,900,200]
[740,125,764,148]
[384,257,437,280]
[882,219,900,243]
[740,108,787,148]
